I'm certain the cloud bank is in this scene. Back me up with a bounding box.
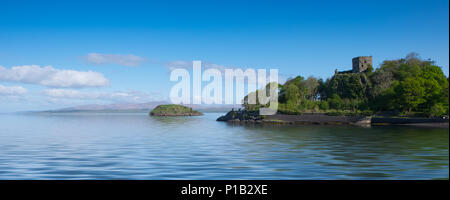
[0,85,27,96]
[0,65,109,88]
[86,53,145,66]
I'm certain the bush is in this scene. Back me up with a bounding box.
[319,101,329,110]
[277,103,302,115]
[361,110,373,116]
[302,100,317,110]
[327,94,343,109]
[429,104,446,117]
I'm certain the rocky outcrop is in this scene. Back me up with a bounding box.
[217,110,371,125]
[217,110,448,127]
[216,109,263,122]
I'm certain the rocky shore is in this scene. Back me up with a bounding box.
[217,110,449,127]
[217,110,370,125]
[216,109,263,123]
[371,117,449,127]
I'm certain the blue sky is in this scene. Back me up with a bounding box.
[0,0,448,112]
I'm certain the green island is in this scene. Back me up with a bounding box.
[150,104,203,116]
[218,53,449,126]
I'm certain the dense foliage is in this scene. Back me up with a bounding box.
[150,104,202,116]
[243,53,449,117]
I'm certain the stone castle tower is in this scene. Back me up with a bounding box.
[352,56,372,73]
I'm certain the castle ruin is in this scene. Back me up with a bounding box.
[352,56,372,73]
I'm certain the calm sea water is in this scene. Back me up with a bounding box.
[0,112,448,180]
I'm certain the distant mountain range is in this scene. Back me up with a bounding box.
[39,101,241,113]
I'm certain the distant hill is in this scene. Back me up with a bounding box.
[38,101,241,113]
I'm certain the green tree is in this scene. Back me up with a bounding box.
[327,94,344,110]
[285,84,300,105]
[304,76,320,100]
[243,52,448,117]
[395,77,426,112]
[324,73,366,101]
[429,104,446,117]
[319,101,329,110]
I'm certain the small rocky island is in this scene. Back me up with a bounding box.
[150,104,203,116]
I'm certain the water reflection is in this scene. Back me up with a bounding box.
[0,113,447,179]
[225,122,448,179]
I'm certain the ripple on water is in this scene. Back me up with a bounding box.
[0,113,448,179]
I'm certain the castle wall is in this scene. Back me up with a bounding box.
[352,56,372,73]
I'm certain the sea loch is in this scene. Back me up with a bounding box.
[0,112,447,179]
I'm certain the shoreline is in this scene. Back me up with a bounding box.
[372,122,449,128]
[217,111,449,128]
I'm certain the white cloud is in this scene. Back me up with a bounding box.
[43,89,157,103]
[0,84,27,96]
[0,65,109,88]
[164,60,227,71]
[164,60,191,70]
[86,53,145,66]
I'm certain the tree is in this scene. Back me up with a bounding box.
[395,77,426,112]
[327,94,343,110]
[325,73,367,101]
[244,52,448,116]
[242,82,280,111]
[429,104,446,117]
[304,76,320,100]
[421,64,448,108]
[319,101,329,110]
[369,70,394,97]
[365,64,374,76]
[368,53,448,113]
[285,84,300,105]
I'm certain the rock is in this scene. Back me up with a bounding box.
[216,110,262,122]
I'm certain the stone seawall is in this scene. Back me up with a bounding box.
[217,110,448,127]
[217,111,371,125]
[372,117,448,125]
[264,113,370,125]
